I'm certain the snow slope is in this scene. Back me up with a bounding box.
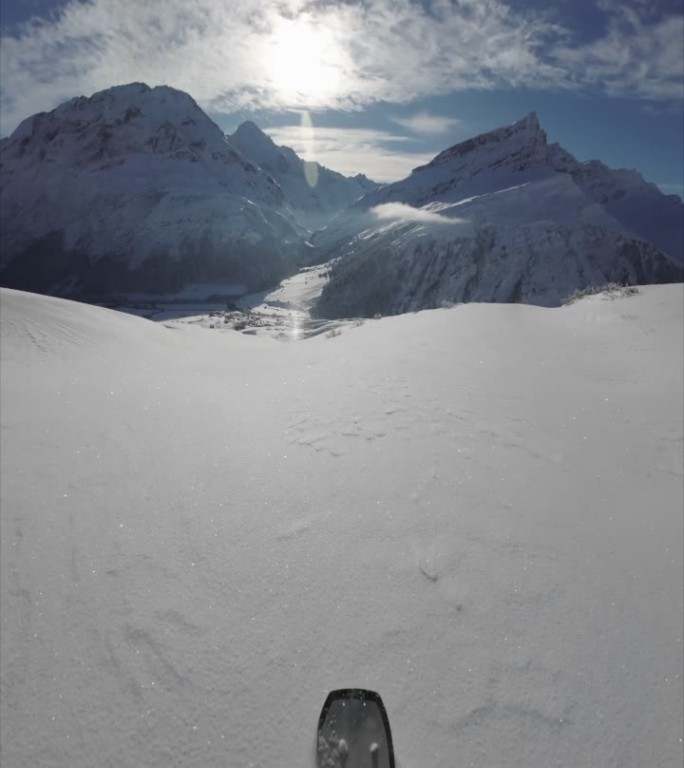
[1,285,682,767]
[0,84,303,298]
[313,114,683,317]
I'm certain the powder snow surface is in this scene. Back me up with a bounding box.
[1,286,682,767]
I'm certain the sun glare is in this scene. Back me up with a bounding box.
[266,19,344,104]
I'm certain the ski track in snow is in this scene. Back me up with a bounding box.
[1,285,682,768]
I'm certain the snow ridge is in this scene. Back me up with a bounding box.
[0,84,303,298]
[312,114,683,317]
[416,111,546,171]
[1,88,681,309]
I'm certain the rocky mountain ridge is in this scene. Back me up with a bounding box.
[1,88,681,309]
[229,120,377,231]
[0,83,374,299]
[312,112,682,317]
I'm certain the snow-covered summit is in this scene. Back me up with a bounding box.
[355,113,579,210]
[230,120,282,168]
[312,114,683,317]
[0,83,303,298]
[228,121,380,231]
[7,83,264,180]
[418,111,547,172]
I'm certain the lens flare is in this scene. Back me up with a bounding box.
[300,111,319,188]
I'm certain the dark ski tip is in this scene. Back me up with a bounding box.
[317,689,395,768]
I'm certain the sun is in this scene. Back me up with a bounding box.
[266,18,345,105]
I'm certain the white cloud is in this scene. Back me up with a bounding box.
[390,112,462,135]
[266,124,435,182]
[0,0,682,136]
[0,0,563,135]
[371,202,470,228]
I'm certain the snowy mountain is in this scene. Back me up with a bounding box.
[2,284,682,767]
[312,113,683,318]
[0,83,304,299]
[228,120,378,231]
[2,92,680,312]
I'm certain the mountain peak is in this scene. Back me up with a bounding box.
[64,82,202,116]
[420,111,547,172]
[94,82,151,97]
[519,111,540,130]
[5,80,239,172]
[230,121,278,161]
[234,120,265,136]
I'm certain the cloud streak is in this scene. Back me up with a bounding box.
[371,202,471,230]
[390,112,462,135]
[1,0,682,136]
[550,4,684,100]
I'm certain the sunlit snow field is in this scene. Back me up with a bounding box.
[1,283,682,767]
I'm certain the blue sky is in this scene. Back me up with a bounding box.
[0,0,682,195]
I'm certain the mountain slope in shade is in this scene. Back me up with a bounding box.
[228,121,378,231]
[313,113,682,318]
[0,83,304,298]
